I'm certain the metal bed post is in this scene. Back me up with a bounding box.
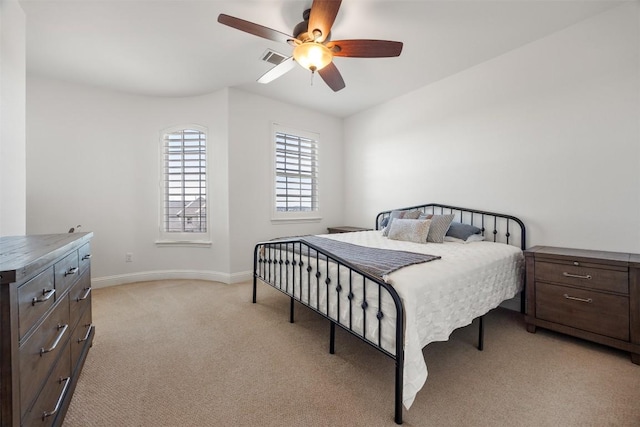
[394,301,405,425]
[329,322,336,354]
[478,316,484,351]
[252,247,259,304]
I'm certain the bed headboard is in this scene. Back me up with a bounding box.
[375,203,526,250]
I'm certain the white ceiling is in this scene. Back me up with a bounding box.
[20,0,622,118]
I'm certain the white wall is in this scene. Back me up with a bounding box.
[0,0,26,236]
[344,2,640,254]
[27,77,232,284]
[227,88,344,274]
[26,79,343,284]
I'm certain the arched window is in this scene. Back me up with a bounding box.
[158,125,209,244]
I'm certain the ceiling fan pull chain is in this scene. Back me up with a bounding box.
[309,65,317,86]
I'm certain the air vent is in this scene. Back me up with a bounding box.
[261,49,288,66]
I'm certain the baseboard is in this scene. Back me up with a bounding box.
[229,270,253,284]
[92,270,253,289]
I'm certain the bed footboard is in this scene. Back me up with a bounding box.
[253,239,406,424]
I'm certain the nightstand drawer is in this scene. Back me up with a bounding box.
[535,261,628,294]
[536,282,629,341]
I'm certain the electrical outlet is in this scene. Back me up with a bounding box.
[125,252,133,262]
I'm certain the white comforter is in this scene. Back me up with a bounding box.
[320,230,524,409]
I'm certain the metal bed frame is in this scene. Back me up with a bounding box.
[253,203,526,424]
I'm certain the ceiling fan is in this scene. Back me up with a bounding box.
[217,0,403,92]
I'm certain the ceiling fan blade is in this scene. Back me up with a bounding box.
[327,40,403,58]
[257,57,297,84]
[318,62,345,92]
[308,0,342,43]
[217,14,293,44]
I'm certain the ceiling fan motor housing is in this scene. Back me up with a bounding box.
[293,9,330,42]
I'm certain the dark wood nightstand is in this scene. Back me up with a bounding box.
[525,246,640,364]
[327,226,371,234]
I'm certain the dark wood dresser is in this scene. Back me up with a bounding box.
[0,233,94,427]
[525,246,639,364]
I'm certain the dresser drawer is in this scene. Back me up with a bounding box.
[535,260,628,294]
[536,282,629,341]
[70,306,93,372]
[19,296,71,417]
[78,242,92,274]
[22,341,72,427]
[1,233,93,426]
[18,266,55,340]
[69,269,91,329]
[54,251,80,297]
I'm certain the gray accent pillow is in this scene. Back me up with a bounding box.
[388,219,431,243]
[403,209,422,220]
[446,222,482,240]
[426,214,455,243]
[382,210,404,236]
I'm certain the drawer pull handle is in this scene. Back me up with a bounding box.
[40,324,69,356]
[82,254,92,260]
[77,287,92,302]
[562,272,592,280]
[563,293,593,304]
[65,267,79,277]
[32,288,55,305]
[42,376,71,420]
[78,324,94,343]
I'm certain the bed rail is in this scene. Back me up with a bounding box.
[254,238,405,424]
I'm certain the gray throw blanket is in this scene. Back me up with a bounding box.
[299,235,440,283]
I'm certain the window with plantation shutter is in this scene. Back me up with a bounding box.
[158,125,210,244]
[272,124,320,221]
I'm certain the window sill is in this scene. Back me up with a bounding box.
[271,217,322,224]
[155,240,212,248]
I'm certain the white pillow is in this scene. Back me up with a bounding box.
[388,219,431,243]
[444,234,486,244]
[466,233,485,243]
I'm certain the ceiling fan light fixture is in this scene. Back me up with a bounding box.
[293,42,333,72]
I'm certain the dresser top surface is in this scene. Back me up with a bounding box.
[0,233,93,284]
[525,245,632,265]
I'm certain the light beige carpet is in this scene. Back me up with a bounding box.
[63,280,640,427]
